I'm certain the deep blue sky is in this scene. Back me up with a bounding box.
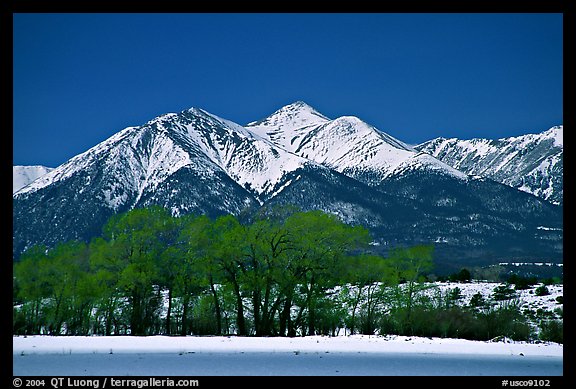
[13,13,563,167]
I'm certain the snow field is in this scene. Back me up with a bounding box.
[13,333,562,357]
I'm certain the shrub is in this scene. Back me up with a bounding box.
[448,287,463,302]
[378,314,399,335]
[534,285,550,296]
[449,268,471,283]
[314,297,346,336]
[507,274,536,290]
[542,277,562,285]
[477,303,532,341]
[535,308,556,320]
[469,292,486,309]
[378,300,532,341]
[492,284,516,301]
[433,307,479,339]
[539,320,563,343]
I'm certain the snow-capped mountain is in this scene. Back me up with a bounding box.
[16,108,314,205]
[13,103,563,271]
[13,165,53,194]
[416,126,563,205]
[13,106,346,255]
[247,101,467,184]
[12,113,248,254]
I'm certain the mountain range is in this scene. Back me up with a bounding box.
[415,126,563,205]
[13,102,563,272]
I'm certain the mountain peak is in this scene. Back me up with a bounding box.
[277,100,326,115]
[247,101,330,129]
[545,125,563,147]
[282,100,323,113]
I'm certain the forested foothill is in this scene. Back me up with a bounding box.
[13,206,562,343]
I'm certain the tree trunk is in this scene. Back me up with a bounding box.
[105,296,114,336]
[261,278,273,336]
[130,294,142,335]
[165,288,172,335]
[279,297,291,336]
[180,293,189,336]
[230,276,247,335]
[307,276,316,336]
[209,275,222,335]
[350,286,362,335]
[253,289,261,335]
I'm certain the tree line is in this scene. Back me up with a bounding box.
[17,205,556,342]
[13,206,436,337]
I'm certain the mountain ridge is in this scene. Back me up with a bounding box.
[247,102,466,186]
[415,125,563,205]
[13,165,54,194]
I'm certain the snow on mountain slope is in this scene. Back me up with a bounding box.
[15,126,142,200]
[172,108,313,202]
[15,108,314,207]
[13,165,54,194]
[416,126,563,204]
[387,151,468,179]
[248,102,467,184]
[15,125,214,212]
[12,110,262,255]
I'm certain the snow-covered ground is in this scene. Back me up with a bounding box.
[331,280,563,336]
[420,281,563,312]
[13,333,563,356]
[13,334,562,376]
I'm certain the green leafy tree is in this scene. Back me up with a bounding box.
[341,254,393,335]
[179,214,218,335]
[15,206,453,339]
[47,241,93,335]
[14,245,50,334]
[89,236,129,335]
[386,244,435,334]
[99,206,169,335]
[14,241,94,335]
[241,217,290,336]
[284,211,370,335]
[209,214,250,335]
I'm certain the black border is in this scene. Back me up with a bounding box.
[6,0,571,385]
[8,0,568,14]
[6,376,570,388]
